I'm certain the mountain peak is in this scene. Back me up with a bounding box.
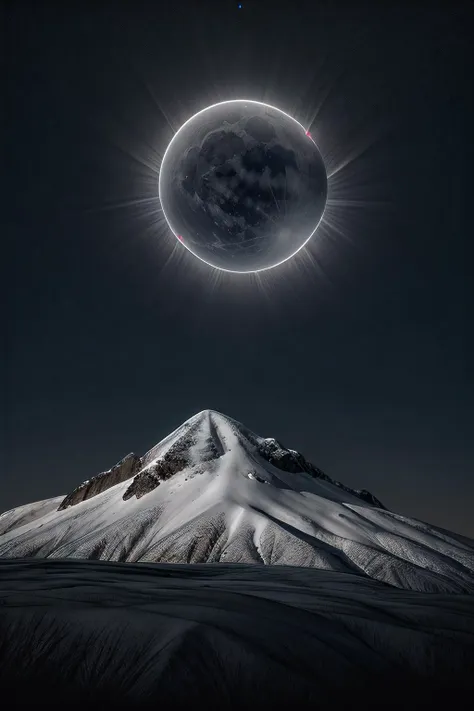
[59,409,386,510]
[2,409,473,593]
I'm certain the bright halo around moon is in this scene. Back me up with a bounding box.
[158,99,327,273]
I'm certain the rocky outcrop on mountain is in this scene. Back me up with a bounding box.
[123,453,188,501]
[123,425,222,500]
[354,488,386,507]
[255,436,327,475]
[58,453,141,511]
[253,436,386,509]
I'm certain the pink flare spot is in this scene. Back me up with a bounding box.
[177,235,184,242]
[305,130,312,138]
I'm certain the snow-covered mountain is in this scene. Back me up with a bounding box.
[1,409,473,593]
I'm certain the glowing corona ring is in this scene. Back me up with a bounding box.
[158,99,327,274]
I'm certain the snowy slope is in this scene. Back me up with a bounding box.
[1,409,473,593]
[0,495,65,535]
[0,559,473,706]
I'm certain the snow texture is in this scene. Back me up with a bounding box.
[0,558,472,707]
[1,410,473,593]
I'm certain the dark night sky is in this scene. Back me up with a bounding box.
[4,1,473,536]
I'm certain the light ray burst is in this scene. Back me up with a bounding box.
[96,81,388,299]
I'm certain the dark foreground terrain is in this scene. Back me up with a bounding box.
[0,558,473,709]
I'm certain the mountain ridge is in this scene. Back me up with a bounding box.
[56,409,386,512]
[1,409,473,593]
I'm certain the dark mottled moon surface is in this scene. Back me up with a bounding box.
[159,100,327,272]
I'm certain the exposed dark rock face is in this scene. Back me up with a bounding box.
[199,436,222,463]
[254,437,386,510]
[256,438,327,477]
[140,420,200,469]
[124,418,225,501]
[353,489,385,508]
[123,436,192,501]
[122,456,187,501]
[58,454,141,511]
